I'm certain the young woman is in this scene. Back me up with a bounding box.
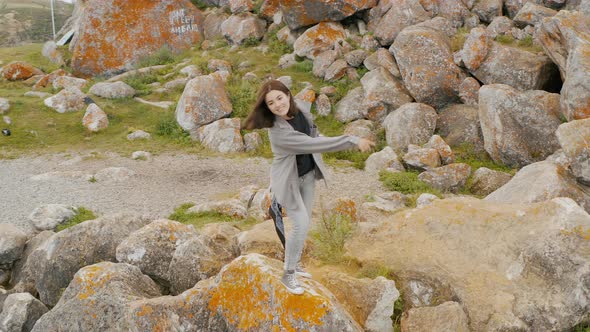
[243,80,374,295]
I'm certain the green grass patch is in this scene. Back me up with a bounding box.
[311,212,356,264]
[0,43,60,73]
[379,170,442,196]
[495,34,543,53]
[453,143,514,174]
[168,203,258,229]
[267,27,293,56]
[227,75,259,119]
[573,323,590,332]
[450,27,469,52]
[135,46,178,69]
[55,207,97,232]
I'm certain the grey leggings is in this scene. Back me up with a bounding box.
[284,170,316,271]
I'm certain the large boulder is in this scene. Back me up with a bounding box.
[127,254,363,331]
[0,61,43,81]
[383,103,438,153]
[470,42,559,91]
[280,0,377,30]
[237,220,286,260]
[0,224,27,268]
[486,160,590,212]
[346,197,590,331]
[195,118,245,153]
[321,272,400,332]
[360,67,413,122]
[293,22,346,60]
[0,293,48,332]
[401,301,469,331]
[220,13,266,45]
[71,0,204,77]
[116,219,199,286]
[478,84,562,168]
[536,11,590,120]
[43,87,87,113]
[334,87,368,123]
[27,214,152,306]
[556,118,590,185]
[82,103,109,132]
[27,204,77,231]
[417,163,472,192]
[30,262,161,332]
[436,104,484,151]
[175,74,232,132]
[89,81,135,99]
[391,25,466,109]
[8,231,54,295]
[168,233,238,295]
[369,0,431,46]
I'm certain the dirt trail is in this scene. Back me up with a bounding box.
[0,152,384,236]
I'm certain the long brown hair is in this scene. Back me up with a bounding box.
[242,79,300,130]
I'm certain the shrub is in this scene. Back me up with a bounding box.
[311,211,356,264]
[135,46,177,69]
[168,203,258,228]
[227,77,259,118]
[56,207,97,232]
[155,116,192,145]
[379,170,441,196]
[267,28,294,55]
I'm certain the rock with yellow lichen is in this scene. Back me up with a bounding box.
[346,197,590,331]
[27,213,153,307]
[116,219,200,286]
[127,253,363,331]
[31,262,161,332]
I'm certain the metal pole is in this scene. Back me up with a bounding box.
[50,0,56,40]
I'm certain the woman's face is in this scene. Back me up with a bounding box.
[265,90,290,119]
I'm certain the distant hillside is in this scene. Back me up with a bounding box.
[0,0,73,46]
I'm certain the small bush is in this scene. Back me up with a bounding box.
[450,27,469,52]
[155,117,192,145]
[169,203,258,228]
[123,72,159,95]
[453,143,514,173]
[267,29,294,55]
[311,212,356,264]
[190,0,209,9]
[292,60,313,73]
[241,36,261,47]
[495,34,515,45]
[227,77,259,118]
[379,170,442,196]
[56,207,97,232]
[135,46,177,69]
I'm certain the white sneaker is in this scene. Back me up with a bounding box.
[295,263,312,279]
[281,271,304,295]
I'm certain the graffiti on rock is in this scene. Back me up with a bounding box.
[169,9,199,35]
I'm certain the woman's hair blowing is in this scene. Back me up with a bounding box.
[243,80,300,130]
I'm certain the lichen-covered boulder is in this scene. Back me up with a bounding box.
[28,213,152,306]
[89,81,135,99]
[479,84,562,168]
[556,118,590,185]
[280,0,377,30]
[127,253,363,331]
[403,148,441,170]
[363,48,401,78]
[168,234,238,295]
[436,104,484,150]
[293,22,346,60]
[237,220,285,260]
[365,146,405,174]
[30,262,161,332]
[418,163,471,192]
[369,0,430,46]
[513,2,557,27]
[470,42,559,91]
[424,135,455,165]
[176,74,232,131]
[71,0,204,77]
[469,167,513,196]
[486,161,590,212]
[343,119,377,142]
[460,27,491,71]
[360,67,413,122]
[383,103,437,153]
[53,75,88,91]
[321,272,399,332]
[220,13,266,45]
[116,219,199,285]
[43,87,87,113]
[9,231,54,295]
[0,293,48,332]
[82,103,109,132]
[346,197,590,331]
[391,25,466,109]
[195,118,245,153]
[203,9,229,41]
[0,61,43,81]
[335,87,368,123]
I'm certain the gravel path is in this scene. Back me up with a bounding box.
[1,152,384,236]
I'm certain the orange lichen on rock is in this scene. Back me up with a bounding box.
[1,61,44,81]
[72,0,203,77]
[76,264,110,300]
[207,256,332,331]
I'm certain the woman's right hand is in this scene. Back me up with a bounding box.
[357,138,375,152]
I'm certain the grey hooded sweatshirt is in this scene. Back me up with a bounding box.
[268,100,360,208]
